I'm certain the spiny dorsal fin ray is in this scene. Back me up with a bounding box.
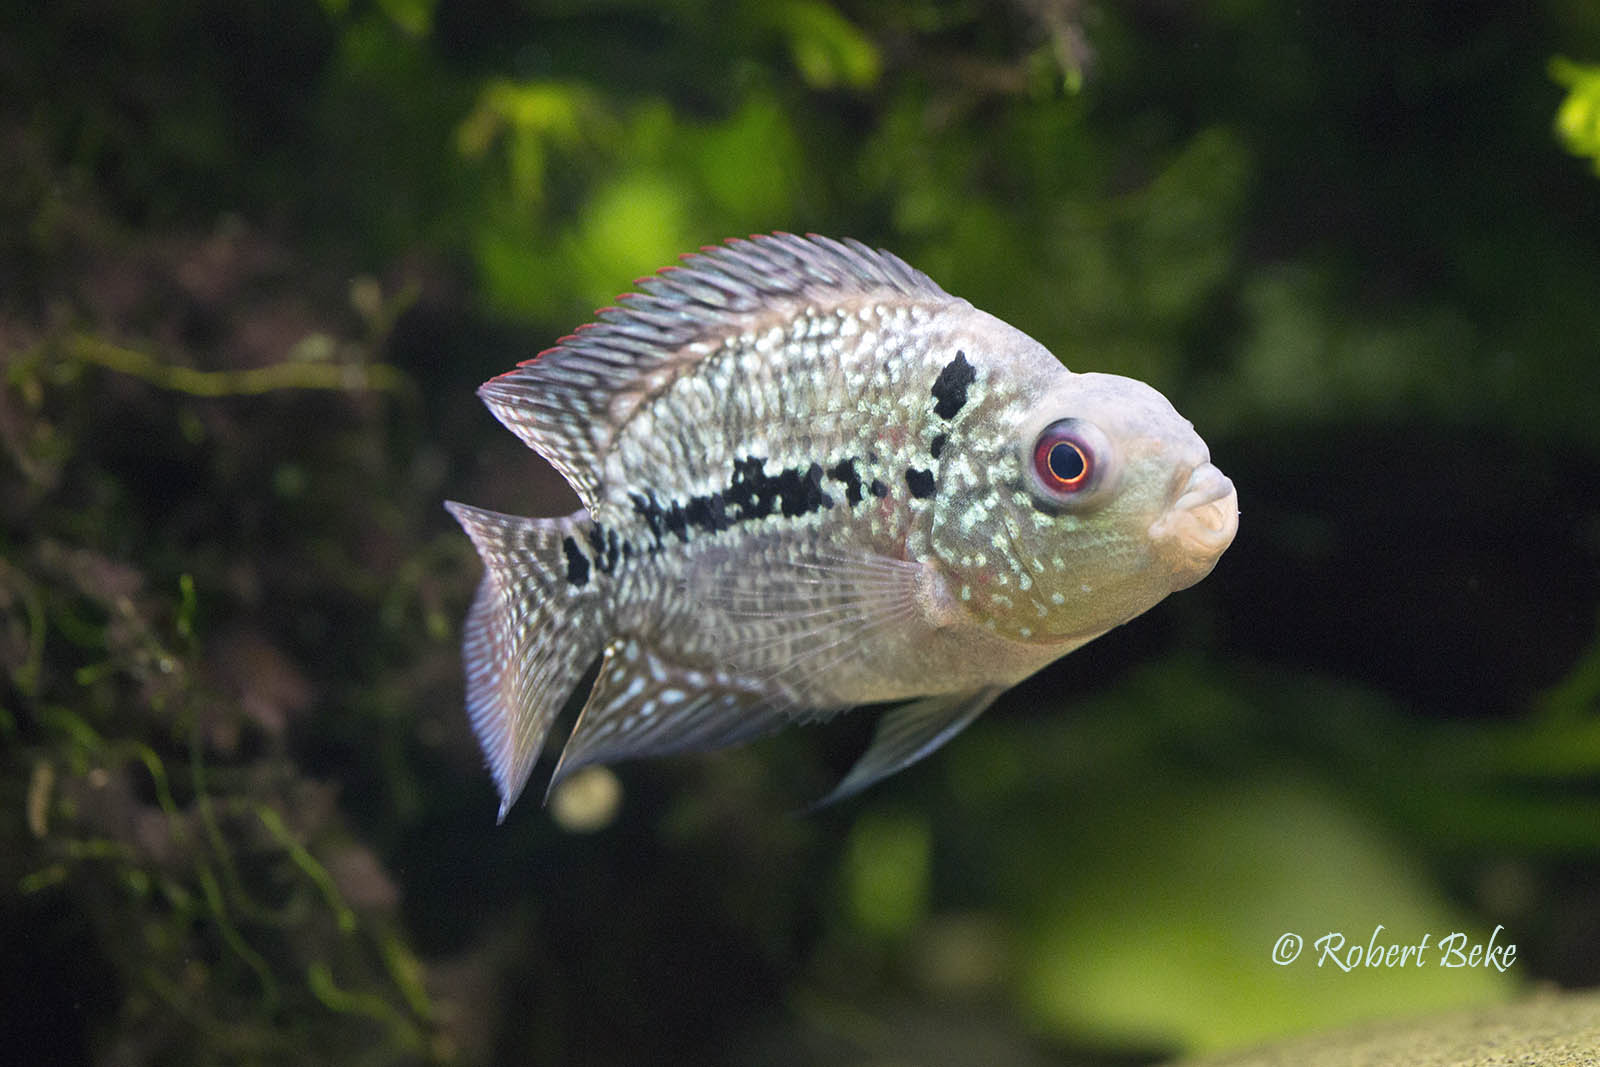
[813,687,1006,808]
[477,233,957,514]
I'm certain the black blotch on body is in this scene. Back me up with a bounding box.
[728,456,778,520]
[930,432,948,460]
[629,491,690,546]
[730,456,836,521]
[582,522,623,574]
[630,491,667,550]
[776,462,832,517]
[869,478,889,499]
[905,467,936,499]
[828,459,864,506]
[562,536,590,586]
[684,491,731,532]
[663,502,689,542]
[931,350,976,420]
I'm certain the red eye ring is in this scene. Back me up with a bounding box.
[1032,422,1094,494]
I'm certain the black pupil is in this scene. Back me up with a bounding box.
[1048,441,1086,482]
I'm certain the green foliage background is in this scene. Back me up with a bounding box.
[3,1,1599,1064]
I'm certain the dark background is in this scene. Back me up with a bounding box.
[3,1,1599,1063]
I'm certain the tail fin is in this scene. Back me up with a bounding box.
[444,501,607,821]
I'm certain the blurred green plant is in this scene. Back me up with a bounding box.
[764,0,882,90]
[5,551,446,1060]
[843,809,931,940]
[1,208,455,1060]
[320,0,436,39]
[40,334,413,399]
[1551,57,1600,173]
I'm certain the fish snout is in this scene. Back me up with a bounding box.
[1148,462,1239,579]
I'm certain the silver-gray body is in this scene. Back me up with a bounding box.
[581,298,1089,715]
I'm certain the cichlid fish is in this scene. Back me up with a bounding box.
[447,233,1238,820]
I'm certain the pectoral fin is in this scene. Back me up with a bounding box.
[685,540,930,709]
[814,686,1005,807]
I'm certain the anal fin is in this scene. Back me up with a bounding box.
[548,638,815,795]
[813,687,1005,807]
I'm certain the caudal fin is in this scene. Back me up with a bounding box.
[444,501,607,821]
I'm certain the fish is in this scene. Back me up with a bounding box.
[446,233,1238,821]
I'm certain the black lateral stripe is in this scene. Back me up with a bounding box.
[630,491,666,549]
[776,462,832,517]
[827,458,864,506]
[727,456,777,520]
[684,491,731,532]
[584,521,620,574]
[905,467,936,499]
[626,455,859,551]
[663,501,689,542]
[930,350,976,420]
[562,536,590,586]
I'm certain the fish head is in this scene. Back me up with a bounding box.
[933,369,1237,643]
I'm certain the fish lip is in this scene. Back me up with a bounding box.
[1149,462,1240,558]
[1173,462,1236,514]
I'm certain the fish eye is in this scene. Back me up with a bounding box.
[1027,418,1109,507]
[1044,439,1087,487]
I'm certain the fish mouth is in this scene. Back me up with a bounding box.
[1149,462,1240,562]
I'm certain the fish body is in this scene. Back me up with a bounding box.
[447,234,1238,819]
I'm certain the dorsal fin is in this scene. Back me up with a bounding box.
[477,233,956,513]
